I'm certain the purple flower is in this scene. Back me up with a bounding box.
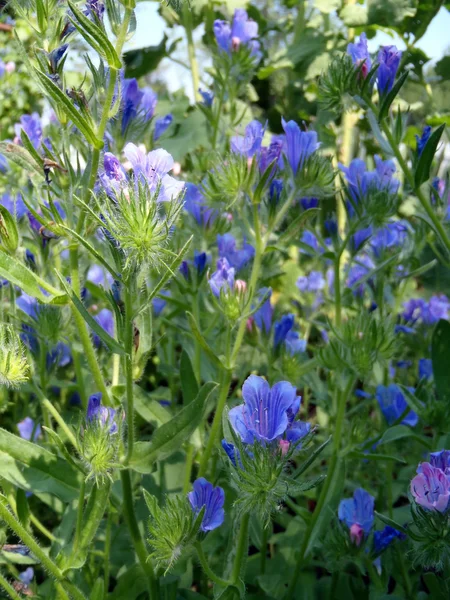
[17,417,41,442]
[416,126,431,157]
[154,114,173,140]
[214,9,261,60]
[188,478,225,532]
[199,89,214,107]
[402,295,450,325]
[87,393,118,434]
[274,314,294,348]
[229,375,309,445]
[300,231,321,254]
[347,254,375,295]
[285,331,306,356]
[121,78,144,133]
[46,342,72,369]
[429,450,450,478]
[300,197,319,210]
[231,120,265,158]
[93,308,114,347]
[141,87,158,119]
[296,271,325,293]
[16,292,40,320]
[352,226,372,250]
[375,384,418,427]
[18,567,34,586]
[411,462,450,512]
[100,152,128,197]
[253,287,273,333]
[87,264,114,287]
[338,488,374,545]
[347,33,372,76]
[0,154,8,173]
[0,192,27,219]
[48,44,69,72]
[184,183,218,227]
[217,233,255,270]
[419,358,433,380]
[377,45,402,94]
[14,113,42,149]
[209,257,235,297]
[181,251,211,280]
[373,526,405,554]
[269,179,283,204]
[221,439,242,468]
[123,143,185,202]
[370,221,408,256]
[86,0,105,21]
[281,118,320,176]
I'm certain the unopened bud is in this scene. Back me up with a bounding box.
[231,36,241,51]
[350,523,364,546]
[235,279,247,294]
[279,439,290,456]
[172,162,181,176]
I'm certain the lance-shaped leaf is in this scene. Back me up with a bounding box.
[431,319,450,402]
[0,142,43,179]
[129,382,217,473]
[415,124,445,188]
[180,349,199,406]
[378,71,409,122]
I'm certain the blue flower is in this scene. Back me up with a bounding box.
[209,258,235,297]
[86,0,105,21]
[184,183,218,228]
[285,331,307,356]
[18,567,34,586]
[281,118,320,175]
[153,290,171,316]
[274,314,294,348]
[377,45,402,94]
[352,226,372,250]
[429,450,450,478]
[14,113,42,149]
[17,417,41,442]
[93,308,114,347]
[299,231,321,254]
[259,135,285,173]
[180,251,211,280]
[229,375,309,445]
[375,384,418,427]
[87,264,114,287]
[411,462,450,512]
[269,179,283,204]
[402,295,450,325]
[347,33,372,76]
[370,221,409,256]
[0,192,27,219]
[46,342,72,369]
[199,88,214,107]
[221,440,243,468]
[214,9,261,61]
[419,358,433,380]
[373,526,405,554]
[87,393,118,434]
[121,78,144,133]
[416,126,431,157]
[154,114,173,140]
[0,154,8,173]
[48,44,69,72]
[231,120,265,158]
[253,287,273,333]
[296,271,326,293]
[347,254,375,295]
[300,197,319,210]
[188,478,225,532]
[217,233,255,270]
[338,488,374,545]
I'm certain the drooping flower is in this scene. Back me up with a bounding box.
[217,233,255,270]
[209,258,235,297]
[347,33,372,77]
[411,462,450,512]
[17,417,41,441]
[253,287,273,333]
[188,478,225,532]
[229,375,309,445]
[87,393,118,434]
[338,488,375,545]
[154,115,173,141]
[375,384,418,427]
[377,45,402,94]
[416,126,431,157]
[281,118,320,175]
[230,120,265,158]
[373,526,405,554]
[214,9,261,60]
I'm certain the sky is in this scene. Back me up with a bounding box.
[125,3,450,98]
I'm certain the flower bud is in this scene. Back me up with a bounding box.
[0,325,30,389]
[0,205,19,253]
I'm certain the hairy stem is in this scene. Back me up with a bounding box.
[194,541,230,587]
[231,512,250,584]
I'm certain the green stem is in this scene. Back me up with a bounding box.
[120,470,158,598]
[285,379,354,599]
[194,542,230,587]
[42,398,78,450]
[365,556,383,590]
[103,509,112,598]
[334,255,342,328]
[260,524,269,575]
[124,284,135,463]
[192,293,201,383]
[72,349,88,409]
[0,496,86,600]
[0,572,21,599]
[231,513,250,585]
[183,443,195,495]
[30,513,57,542]
[72,479,86,556]
[182,3,201,102]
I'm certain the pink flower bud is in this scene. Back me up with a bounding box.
[235,280,247,294]
[172,162,181,176]
[231,36,241,51]
[246,317,254,332]
[350,523,364,546]
[5,61,15,74]
[279,439,290,456]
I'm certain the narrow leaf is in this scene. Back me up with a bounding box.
[415,124,445,188]
[180,349,199,405]
[431,319,450,402]
[378,71,409,122]
[0,142,43,179]
[186,311,227,370]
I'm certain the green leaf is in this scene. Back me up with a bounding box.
[0,205,19,253]
[110,565,149,600]
[129,382,217,473]
[55,271,126,355]
[435,55,450,82]
[367,0,416,28]
[431,319,450,402]
[186,312,227,370]
[0,252,67,304]
[378,71,409,122]
[339,4,368,25]
[0,142,43,179]
[33,68,102,149]
[124,35,169,79]
[349,451,406,464]
[67,1,121,69]
[277,208,319,246]
[378,424,431,447]
[292,435,331,478]
[0,428,81,502]
[16,488,30,527]
[133,386,171,426]
[90,579,105,600]
[314,0,341,13]
[180,349,199,406]
[288,475,326,496]
[398,385,424,415]
[374,511,408,535]
[414,124,445,188]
